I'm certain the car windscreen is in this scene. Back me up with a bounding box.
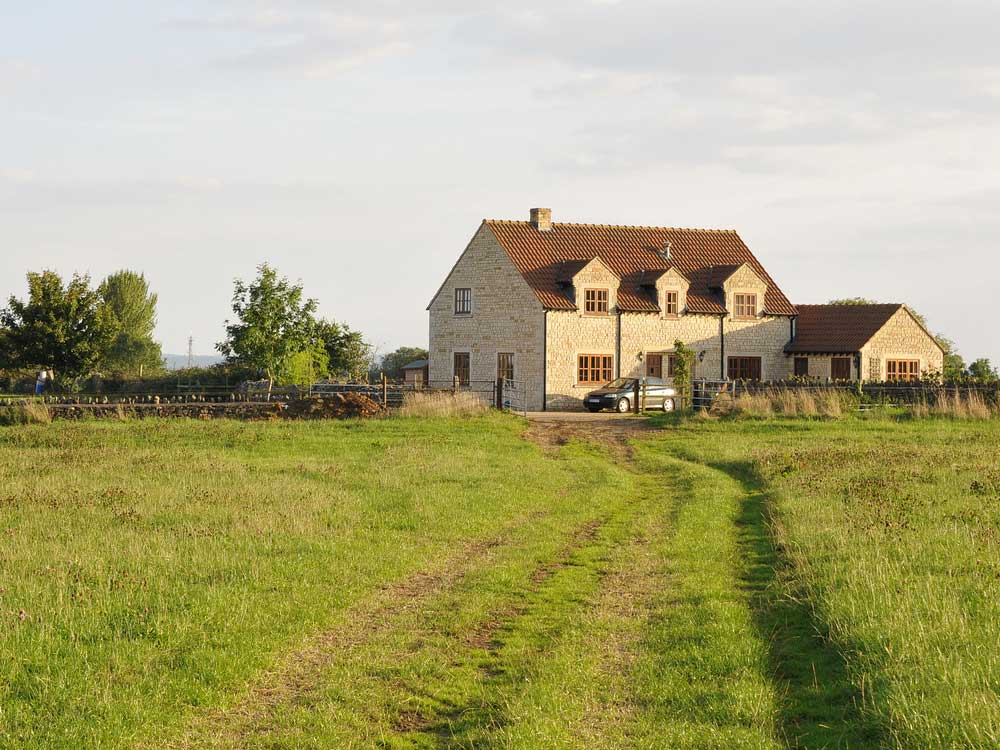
[605,378,636,389]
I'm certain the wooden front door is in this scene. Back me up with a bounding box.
[646,354,662,378]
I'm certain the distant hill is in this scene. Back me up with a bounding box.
[163,354,225,370]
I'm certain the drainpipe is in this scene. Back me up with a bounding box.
[541,311,548,412]
[615,308,622,379]
[719,315,726,379]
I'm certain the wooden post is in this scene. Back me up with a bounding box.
[381,373,388,407]
[495,377,504,410]
[633,379,640,414]
[453,376,459,395]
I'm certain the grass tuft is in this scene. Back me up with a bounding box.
[0,401,52,425]
[397,390,490,417]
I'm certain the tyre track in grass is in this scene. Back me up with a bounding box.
[158,509,550,750]
[387,431,669,748]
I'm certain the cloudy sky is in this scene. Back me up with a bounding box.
[3,1,999,363]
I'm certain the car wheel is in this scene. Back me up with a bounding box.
[662,398,675,412]
[616,398,631,413]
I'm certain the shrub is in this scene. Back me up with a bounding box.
[398,391,489,418]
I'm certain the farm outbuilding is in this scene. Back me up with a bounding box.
[401,359,429,387]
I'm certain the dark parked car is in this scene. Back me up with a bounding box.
[584,377,677,413]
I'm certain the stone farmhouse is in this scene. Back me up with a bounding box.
[427,208,943,411]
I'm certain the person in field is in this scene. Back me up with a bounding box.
[35,368,48,395]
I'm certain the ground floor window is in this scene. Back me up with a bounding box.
[886,359,920,382]
[497,352,514,381]
[578,354,613,384]
[645,353,679,379]
[831,357,852,381]
[794,357,809,377]
[728,356,762,381]
[453,352,470,386]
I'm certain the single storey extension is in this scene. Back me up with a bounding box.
[785,304,944,382]
[427,208,943,411]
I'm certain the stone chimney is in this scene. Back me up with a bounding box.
[529,207,552,232]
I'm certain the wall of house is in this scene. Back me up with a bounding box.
[860,308,944,380]
[722,316,797,380]
[427,224,546,410]
[545,310,793,410]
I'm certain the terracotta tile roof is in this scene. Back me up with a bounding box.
[485,220,796,316]
[786,304,903,353]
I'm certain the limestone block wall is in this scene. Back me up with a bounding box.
[427,224,546,410]
[545,311,619,411]
[619,313,723,380]
[861,308,944,379]
[722,316,796,381]
[545,310,794,409]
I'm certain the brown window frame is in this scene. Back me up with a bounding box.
[793,357,809,378]
[497,352,514,381]
[577,354,614,385]
[886,359,920,382]
[454,288,472,315]
[664,290,679,317]
[728,356,762,381]
[583,288,610,316]
[453,352,470,386]
[733,293,758,319]
[831,357,852,381]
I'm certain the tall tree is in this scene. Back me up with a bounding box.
[378,346,429,380]
[217,264,318,390]
[315,319,374,381]
[0,271,113,379]
[967,358,998,382]
[98,270,164,375]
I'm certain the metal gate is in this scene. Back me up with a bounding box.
[501,379,528,416]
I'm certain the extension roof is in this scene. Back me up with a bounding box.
[786,304,914,353]
[485,220,796,315]
[401,359,429,370]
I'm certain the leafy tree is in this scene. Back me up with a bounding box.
[281,341,330,386]
[316,319,373,381]
[827,297,879,306]
[377,346,429,380]
[217,264,318,390]
[0,270,113,380]
[97,270,164,376]
[967,358,998,382]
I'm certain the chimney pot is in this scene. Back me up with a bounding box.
[529,207,552,232]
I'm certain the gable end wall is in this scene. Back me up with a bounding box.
[860,308,944,380]
[428,225,545,409]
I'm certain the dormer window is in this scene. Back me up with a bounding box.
[734,293,757,319]
[454,288,472,315]
[664,291,679,317]
[584,288,609,315]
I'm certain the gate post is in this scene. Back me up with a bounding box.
[381,373,388,408]
[453,376,459,395]
[495,377,504,410]
[633,379,641,414]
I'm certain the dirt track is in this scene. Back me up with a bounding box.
[523,411,657,457]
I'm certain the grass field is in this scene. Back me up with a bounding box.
[0,413,998,749]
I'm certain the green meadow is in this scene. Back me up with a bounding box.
[0,414,997,749]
